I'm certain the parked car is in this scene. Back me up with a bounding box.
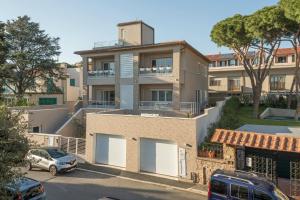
[208,169,290,200]
[26,147,77,176]
[5,177,46,200]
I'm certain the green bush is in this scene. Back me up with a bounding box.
[204,97,241,142]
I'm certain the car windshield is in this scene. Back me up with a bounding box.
[46,149,67,158]
[273,188,289,200]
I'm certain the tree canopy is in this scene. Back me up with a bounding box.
[210,6,292,118]
[0,106,29,197]
[279,0,300,23]
[1,15,64,98]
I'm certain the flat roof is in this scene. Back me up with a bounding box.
[74,40,210,63]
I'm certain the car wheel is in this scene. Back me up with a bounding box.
[49,165,57,176]
[26,162,32,171]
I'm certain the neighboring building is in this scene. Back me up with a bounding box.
[207,48,298,100]
[60,62,83,102]
[71,21,220,181]
[2,63,83,106]
[75,20,209,113]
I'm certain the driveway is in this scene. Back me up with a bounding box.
[25,168,207,200]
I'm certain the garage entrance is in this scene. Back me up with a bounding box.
[140,138,178,177]
[95,134,126,168]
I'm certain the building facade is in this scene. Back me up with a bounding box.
[72,21,219,181]
[75,21,209,113]
[207,48,297,99]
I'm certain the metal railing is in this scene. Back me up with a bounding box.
[180,102,197,114]
[27,133,86,157]
[88,100,115,109]
[94,40,125,48]
[198,142,223,159]
[139,66,172,75]
[60,136,86,156]
[88,70,115,77]
[139,101,173,111]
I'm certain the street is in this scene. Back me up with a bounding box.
[25,168,207,200]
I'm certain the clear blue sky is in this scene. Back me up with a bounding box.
[0,0,278,63]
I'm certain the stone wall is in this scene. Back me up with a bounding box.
[196,144,236,185]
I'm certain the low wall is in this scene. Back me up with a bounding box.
[25,107,69,133]
[196,144,236,185]
[195,97,229,145]
[26,133,60,147]
[260,107,296,119]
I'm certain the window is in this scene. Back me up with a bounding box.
[32,126,40,133]
[151,90,172,102]
[210,78,221,86]
[270,75,285,90]
[254,190,273,200]
[230,184,249,200]
[228,77,241,91]
[276,56,287,63]
[292,54,295,63]
[70,78,76,86]
[209,61,217,67]
[219,60,227,67]
[228,59,237,66]
[152,57,173,68]
[211,180,227,196]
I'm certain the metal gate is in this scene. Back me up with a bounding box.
[60,136,86,156]
[290,161,300,197]
[248,154,277,184]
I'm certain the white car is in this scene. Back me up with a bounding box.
[26,147,77,176]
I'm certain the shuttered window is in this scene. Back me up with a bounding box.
[120,53,133,78]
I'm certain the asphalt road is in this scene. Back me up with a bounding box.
[25,168,207,200]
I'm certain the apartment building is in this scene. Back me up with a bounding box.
[72,21,218,180]
[75,21,209,113]
[207,48,297,99]
[2,63,83,106]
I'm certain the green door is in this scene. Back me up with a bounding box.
[39,97,57,105]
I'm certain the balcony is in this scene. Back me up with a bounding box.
[87,70,115,85]
[139,101,173,111]
[87,100,115,109]
[138,66,174,84]
[139,101,202,115]
[88,70,115,77]
[139,66,172,75]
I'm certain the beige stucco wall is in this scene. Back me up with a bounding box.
[209,66,296,94]
[24,107,69,133]
[27,93,64,105]
[86,113,198,181]
[118,23,141,46]
[141,23,154,45]
[181,48,208,102]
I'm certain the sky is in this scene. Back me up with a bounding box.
[0,0,278,64]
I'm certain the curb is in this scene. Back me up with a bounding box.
[77,168,207,196]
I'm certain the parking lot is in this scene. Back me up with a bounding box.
[25,168,207,200]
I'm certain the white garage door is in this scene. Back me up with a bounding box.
[95,134,126,168]
[140,138,178,177]
[120,84,133,109]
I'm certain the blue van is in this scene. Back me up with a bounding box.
[208,170,290,200]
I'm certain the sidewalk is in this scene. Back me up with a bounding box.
[78,163,208,195]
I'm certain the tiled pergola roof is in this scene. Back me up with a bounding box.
[211,129,300,153]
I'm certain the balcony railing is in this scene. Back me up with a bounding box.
[88,70,115,78]
[139,101,173,111]
[139,66,172,75]
[88,100,115,109]
[94,40,125,49]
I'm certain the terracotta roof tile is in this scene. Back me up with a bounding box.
[211,129,300,154]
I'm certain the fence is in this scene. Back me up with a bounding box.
[27,133,86,157]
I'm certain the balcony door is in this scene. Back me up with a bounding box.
[95,90,115,104]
